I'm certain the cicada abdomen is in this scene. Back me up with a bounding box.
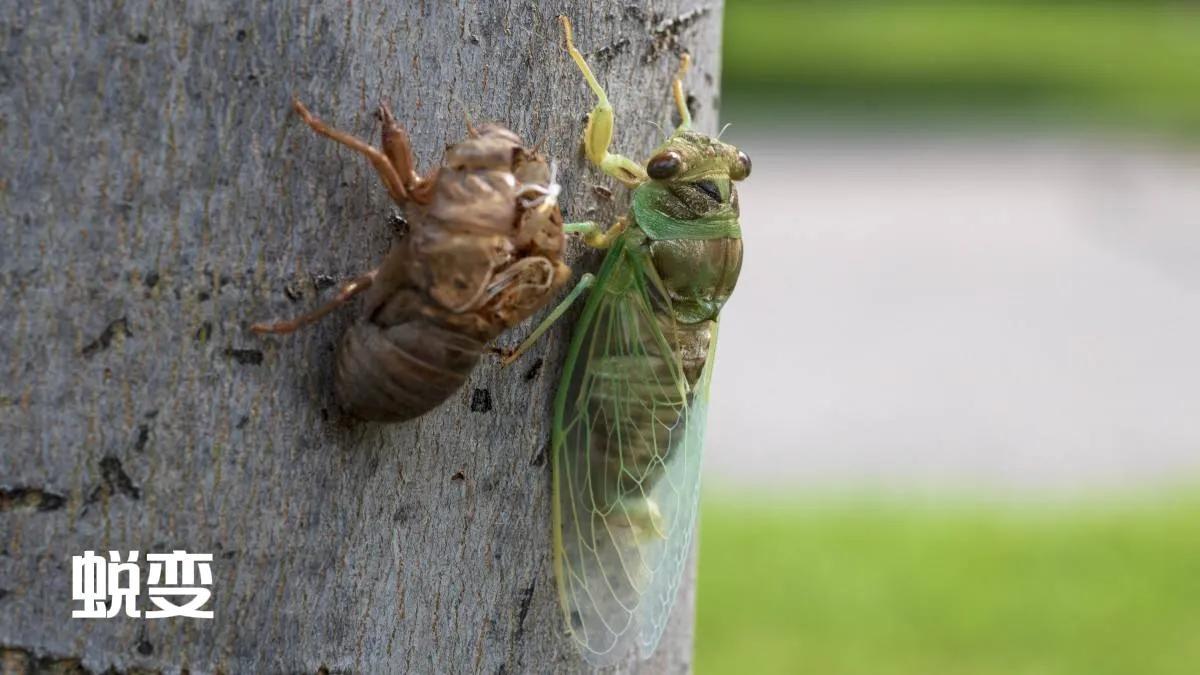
[254,101,569,422]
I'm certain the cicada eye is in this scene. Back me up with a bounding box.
[731,150,752,181]
[646,151,683,180]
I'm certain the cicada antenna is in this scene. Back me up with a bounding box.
[717,123,733,139]
[647,120,669,140]
[448,92,479,136]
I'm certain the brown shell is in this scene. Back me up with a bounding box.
[337,126,569,421]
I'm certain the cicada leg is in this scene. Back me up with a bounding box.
[672,52,693,132]
[251,270,377,335]
[564,217,628,249]
[499,272,595,366]
[378,102,436,204]
[498,212,630,365]
[559,16,647,188]
[292,99,412,205]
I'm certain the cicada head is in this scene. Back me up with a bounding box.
[445,123,524,171]
[639,131,751,222]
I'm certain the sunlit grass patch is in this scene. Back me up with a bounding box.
[696,490,1200,675]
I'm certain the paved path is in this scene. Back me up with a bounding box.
[705,131,1200,494]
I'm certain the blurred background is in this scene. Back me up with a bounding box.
[697,2,1200,673]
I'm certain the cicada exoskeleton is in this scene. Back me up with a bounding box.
[254,100,570,422]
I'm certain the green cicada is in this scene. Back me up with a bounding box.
[505,17,750,665]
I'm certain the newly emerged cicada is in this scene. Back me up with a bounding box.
[254,100,570,421]
[504,17,750,665]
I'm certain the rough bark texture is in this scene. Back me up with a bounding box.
[0,1,723,673]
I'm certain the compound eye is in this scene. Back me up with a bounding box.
[731,150,752,181]
[646,151,683,180]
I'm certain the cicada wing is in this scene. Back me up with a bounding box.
[635,320,716,658]
[552,242,715,666]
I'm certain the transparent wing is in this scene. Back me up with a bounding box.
[551,240,717,666]
[635,321,715,658]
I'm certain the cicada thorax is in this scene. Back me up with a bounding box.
[647,236,743,326]
[334,128,570,422]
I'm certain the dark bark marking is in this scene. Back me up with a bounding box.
[0,645,101,674]
[87,456,142,504]
[82,317,130,358]
[312,273,337,291]
[133,424,150,452]
[529,444,548,468]
[513,581,536,644]
[194,322,212,342]
[0,487,66,513]
[284,281,304,302]
[470,388,493,413]
[647,6,711,62]
[522,358,544,382]
[592,38,630,62]
[393,503,415,524]
[224,348,264,366]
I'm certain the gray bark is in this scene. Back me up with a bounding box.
[0,1,723,672]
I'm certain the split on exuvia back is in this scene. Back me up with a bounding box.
[501,16,751,666]
[252,99,569,421]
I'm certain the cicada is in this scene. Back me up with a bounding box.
[504,17,750,665]
[254,100,570,421]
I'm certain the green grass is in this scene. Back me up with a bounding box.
[696,491,1200,675]
[724,2,1200,134]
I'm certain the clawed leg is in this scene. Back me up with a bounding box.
[564,218,627,249]
[559,16,647,188]
[378,103,434,202]
[292,98,411,205]
[251,270,377,335]
[500,272,595,366]
[672,52,693,132]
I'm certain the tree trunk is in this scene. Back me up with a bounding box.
[0,1,723,672]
